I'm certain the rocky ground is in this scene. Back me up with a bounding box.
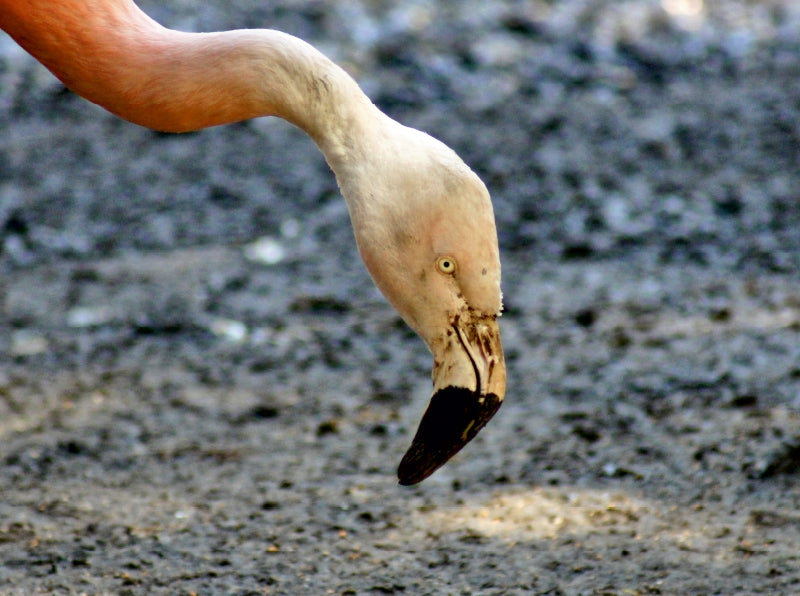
[1,0,800,594]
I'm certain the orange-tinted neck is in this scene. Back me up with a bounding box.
[0,0,377,137]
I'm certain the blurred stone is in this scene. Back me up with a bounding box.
[67,306,112,328]
[243,236,287,265]
[10,330,48,357]
[209,318,248,343]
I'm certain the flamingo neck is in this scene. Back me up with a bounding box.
[0,0,388,174]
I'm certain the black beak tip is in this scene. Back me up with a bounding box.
[397,386,503,486]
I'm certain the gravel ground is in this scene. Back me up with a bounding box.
[2,0,800,594]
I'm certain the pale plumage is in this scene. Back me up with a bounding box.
[0,0,506,484]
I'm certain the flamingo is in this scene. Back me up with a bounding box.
[0,0,506,485]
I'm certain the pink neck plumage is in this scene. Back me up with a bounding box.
[0,0,379,144]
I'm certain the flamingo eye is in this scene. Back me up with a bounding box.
[436,256,457,275]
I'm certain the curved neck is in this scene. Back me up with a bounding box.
[0,0,386,172]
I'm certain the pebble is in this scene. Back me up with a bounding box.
[243,236,287,265]
[67,306,113,328]
[209,318,249,343]
[10,330,49,357]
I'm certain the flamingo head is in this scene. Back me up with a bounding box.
[336,123,506,485]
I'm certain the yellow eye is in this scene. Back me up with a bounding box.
[436,256,457,275]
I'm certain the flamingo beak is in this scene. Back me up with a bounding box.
[397,315,505,485]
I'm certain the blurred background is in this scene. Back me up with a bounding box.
[1,1,800,593]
